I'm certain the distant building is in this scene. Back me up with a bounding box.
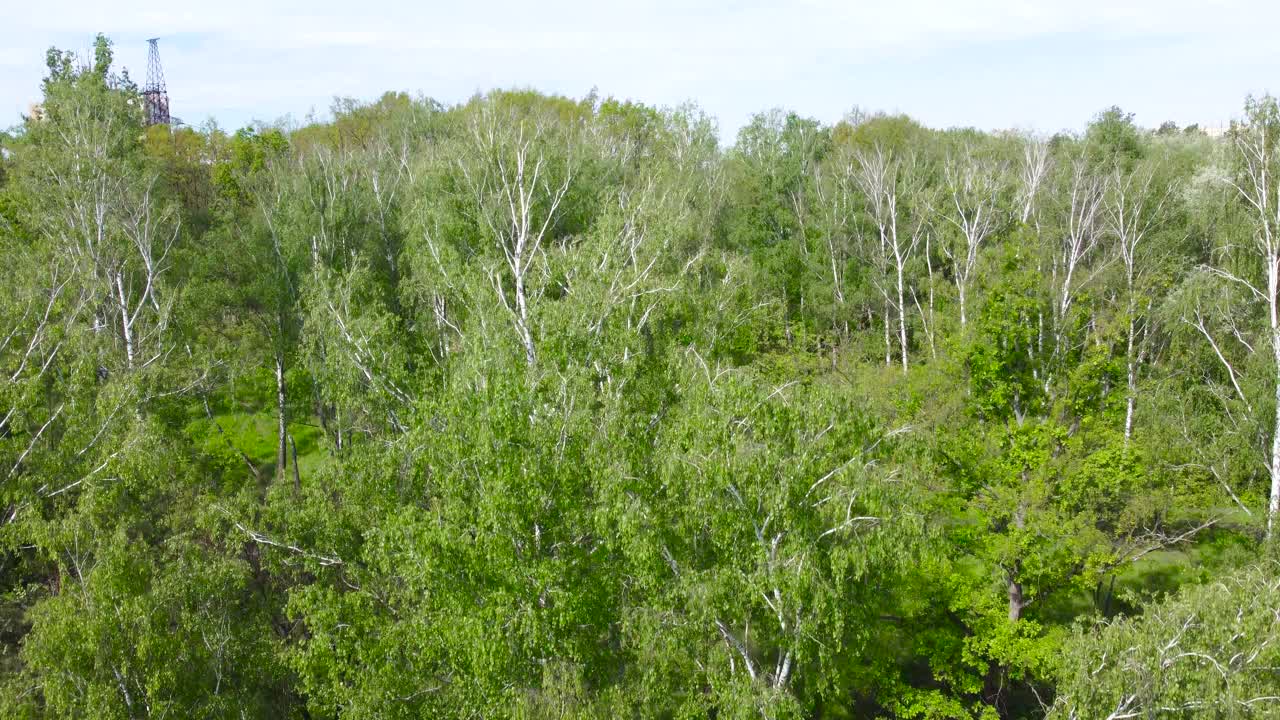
[1202,124,1230,138]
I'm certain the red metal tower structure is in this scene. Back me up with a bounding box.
[142,38,170,126]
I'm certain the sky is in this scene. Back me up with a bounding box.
[2,1,1277,141]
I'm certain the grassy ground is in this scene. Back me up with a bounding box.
[185,410,328,484]
[1049,524,1259,623]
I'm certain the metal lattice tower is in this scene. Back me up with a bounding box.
[142,38,170,126]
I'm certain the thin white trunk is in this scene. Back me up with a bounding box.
[1269,328,1280,538]
[1106,163,1171,448]
[275,354,287,482]
[925,235,937,359]
[115,273,134,369]
[1124,313,1137,446]
[895,247,908,373]
[1269,260,1280,538]
[882,295,892,367]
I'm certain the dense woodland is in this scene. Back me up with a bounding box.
[1,35,1279,719]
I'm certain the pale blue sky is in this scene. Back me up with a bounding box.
[2,1,1276,140]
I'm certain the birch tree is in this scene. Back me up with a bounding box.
[853,145,926,372]
[1104,159,1175,444]
[1213,95,1280,537]
[24,43,178,372]
[1051,158,1107,363]
[810,153,857,339]
[941,144,1007,329]
[1018,133,1053,227]
[460,100,574,367]
[1051,562,1280,719]
[236,135,305,477]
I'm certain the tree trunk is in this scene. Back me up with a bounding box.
[1124,312,1137,446]
[1007,571,1024,623]
[882,298,892,368]
[1270,259,1280,540]
[115,273,135,369]
[1270,324,1280,539]
[895,252,908,373]
[275,354,287,483]
[1008,500,1027,622]
[290,433,301,493]
[514,263,536,366]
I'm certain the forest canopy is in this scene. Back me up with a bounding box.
[0,34,1278,719]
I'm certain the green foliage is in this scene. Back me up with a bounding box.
[1085,106,1144,169]
[0,34,1275,720]
[1051,563,1280,718]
